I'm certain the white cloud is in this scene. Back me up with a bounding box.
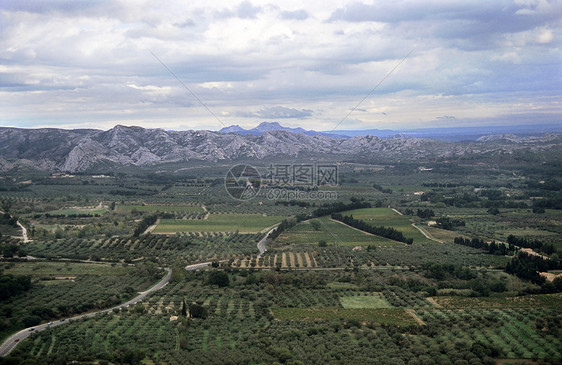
[537,28,554,43]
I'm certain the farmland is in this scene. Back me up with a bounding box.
[0,151,561,364]
[0,261,162,343]
[152,214,284,234]
[275,216,400,246]
[272,307,416,326]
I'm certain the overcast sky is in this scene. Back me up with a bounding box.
[1,0,560,132]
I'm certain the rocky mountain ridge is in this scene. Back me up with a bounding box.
[0,126,559,172]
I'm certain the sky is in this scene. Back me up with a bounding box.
[0,0,561,132]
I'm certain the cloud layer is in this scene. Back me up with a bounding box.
[1,0,560,131]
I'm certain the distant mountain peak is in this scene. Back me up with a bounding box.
[219,125,246,133]
[219,121,336,137]
[257,121,282,128]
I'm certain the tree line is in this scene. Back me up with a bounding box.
[507,235,556,255]
[505,251,562,286]
[331,213,413,244]
[133,214,158,237]
[453,237,512,255]
[270,199,372,241]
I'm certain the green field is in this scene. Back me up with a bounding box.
[152,214,284,234]
[273,307,416,326]
[116,204,204,213]
[341,208,434,243]
[276,216,400,246]
[424,226,466,242]
[339,293,393,309]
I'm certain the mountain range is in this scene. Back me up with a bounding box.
[219,122,347,138]
[220,122,562,141]
[0,125,560,173]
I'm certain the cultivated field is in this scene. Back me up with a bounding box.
[152,214,283,234]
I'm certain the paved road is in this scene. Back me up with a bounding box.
[185,262,213,271]
[0,268,172,357]
[257,228,276,257]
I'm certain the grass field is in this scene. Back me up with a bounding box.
[273,307,416,326]
[342,208,434,244]
[276,217,400,246]
[339,293,393,309]
[152,214,284,234]
[424,226,466,242]
[116,204,204,213]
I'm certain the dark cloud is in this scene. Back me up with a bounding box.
[238,106,313,119]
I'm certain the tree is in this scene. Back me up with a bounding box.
[553,276,562,292]
[318,240,327,247]
[310,220,321,231]
[188,302,207,319]
[487,207,500,215]
[133,303,146,314]
[181,299,187,317]
[23,315,41,327]
[207,271,229,287]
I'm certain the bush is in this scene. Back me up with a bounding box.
[207,271,229,287]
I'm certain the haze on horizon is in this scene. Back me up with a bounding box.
[1,0,560,133]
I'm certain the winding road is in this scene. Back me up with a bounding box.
[16,222,29,243]
[257,228,276,257]
[1,228,276,357]
[0,268,172,357]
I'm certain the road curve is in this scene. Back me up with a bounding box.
[185,262,213,271]
[257,228,276,257]
[0,268,172,357]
